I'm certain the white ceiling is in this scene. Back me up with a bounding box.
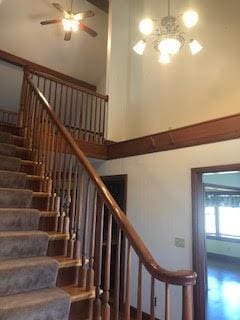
[0,0,108,87]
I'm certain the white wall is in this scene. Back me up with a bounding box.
[0,61,23,110]
[105,0,130,141]
[96,138,240,319]
[106,0,240,141]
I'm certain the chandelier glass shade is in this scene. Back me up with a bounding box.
[133,0,203,64]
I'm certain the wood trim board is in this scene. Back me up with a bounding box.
[108,113,240,159]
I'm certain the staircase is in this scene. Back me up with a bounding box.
[0,68,197,320]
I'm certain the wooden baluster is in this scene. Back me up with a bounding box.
[93,97,98,143]
[73,91,79,138]
[98,99,102,144]
[150,277,155,320]
[102,100,106,143]
[113,226,121,320]
[165,283,170,320]
[93,197,104,320]
[69,88,74,135]
[74,169,84,260]
[68,159,78,258]
[84,94,89,141]
[78,91,84,140]
[102,212,112,320]
[52,82,58,113]
[182,286,193,320]
[57,84,63,119]
[89,95,93,141]
[86,189,97,290]
[137,260,143,320]
[79,177,91,288]
[124,241,131,320]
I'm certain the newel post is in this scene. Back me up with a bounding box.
[182,285,193,320]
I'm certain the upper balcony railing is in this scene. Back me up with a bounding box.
[26,69,108,144]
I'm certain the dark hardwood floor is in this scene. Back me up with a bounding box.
[207,257,240,320]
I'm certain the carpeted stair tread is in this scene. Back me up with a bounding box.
[0,208,40,231]
[0,170,26,188]
[0,155,21,172]
[0,143,16,157]
[0,231,49,260]
[0,287,70,320]
[0,256,58,296]
[0,188,32,208]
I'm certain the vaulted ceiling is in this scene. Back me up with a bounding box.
[0,0,108,88]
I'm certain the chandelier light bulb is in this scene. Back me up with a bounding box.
[183,10,199,28]
[189,39,203,55]
[133,40,146,55]
[158,38,181,55]
[139,18,154,36]
[159,52,171,64]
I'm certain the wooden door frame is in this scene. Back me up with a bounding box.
[191,163,240,320]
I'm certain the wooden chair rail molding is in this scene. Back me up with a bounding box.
[0,49,96,91]
[22,73,196,319]
[108,113,240,159]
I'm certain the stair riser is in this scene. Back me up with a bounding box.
[0,260,58,296]
[15,149,32,160]
[48,239,66,256]
[20,163,35,175]
[26,179,42,191]
[32,197,50,211]
[57,266,77,287]
[0,234,49,260]
[69,300,91,320]
[39,216,56,232]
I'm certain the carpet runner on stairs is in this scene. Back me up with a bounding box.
[0,128,71,320]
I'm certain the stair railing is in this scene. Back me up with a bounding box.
[22,72,197,320]
[20,68,108,144]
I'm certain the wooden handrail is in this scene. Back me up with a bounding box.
[29,69,108,102]
[27,76,196,287]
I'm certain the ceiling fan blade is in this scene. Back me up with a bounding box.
[64,31,72,41]
[74,10,95,21]
[52,3,66,13]
[40,19,61,25]
[79,22,97,37]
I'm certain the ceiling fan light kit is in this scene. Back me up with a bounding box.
[133,0,203,64]
[40,1,97,41]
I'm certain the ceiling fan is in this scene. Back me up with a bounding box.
[40,1,97,41]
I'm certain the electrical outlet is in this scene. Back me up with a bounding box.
[174,237,185,248]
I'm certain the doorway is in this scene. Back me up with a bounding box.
[192,164,240,320]
[101,174,127,305]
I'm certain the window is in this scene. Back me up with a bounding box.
[205,206,216,235]
[219,207,240,238]
[205,205,240,240]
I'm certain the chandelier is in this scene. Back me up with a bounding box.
[133,0,203,64]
